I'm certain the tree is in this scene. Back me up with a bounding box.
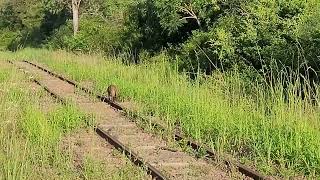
[44,0,81,36]
[71,0,81,36]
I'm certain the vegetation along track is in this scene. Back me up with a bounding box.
[10,60,267,180]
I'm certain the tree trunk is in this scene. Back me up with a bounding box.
[72,0,79,36]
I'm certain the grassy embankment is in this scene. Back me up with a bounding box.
[0,59,147,179]
[1,48,320,178]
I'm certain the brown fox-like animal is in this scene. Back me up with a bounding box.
[106,84,118,102]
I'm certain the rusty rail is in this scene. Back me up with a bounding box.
[23,60,267,180]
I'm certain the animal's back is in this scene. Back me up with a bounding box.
[107,85,118,101]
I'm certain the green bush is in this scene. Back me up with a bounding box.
[124,0,320,76]
[0,29,19,51]
[46,18,123,54]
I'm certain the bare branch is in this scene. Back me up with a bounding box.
[71,0,81,8]
[82,12,109,23]
[77,0,81,8]
[179,3,201,26]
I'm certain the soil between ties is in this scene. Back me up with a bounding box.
[13,61,233,179]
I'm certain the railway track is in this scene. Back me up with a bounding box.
[9,60,166,179]
[9,60,267,180]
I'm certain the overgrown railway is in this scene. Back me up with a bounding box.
[8,60,267,180]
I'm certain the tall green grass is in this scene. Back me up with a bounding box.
[2,48,320,178]
[0,62,93,179]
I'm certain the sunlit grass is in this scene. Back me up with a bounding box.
[1,48,320,178]
[0,65,78,179]
[81,155,147,180]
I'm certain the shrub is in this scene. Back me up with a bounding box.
[124,0,320,76]
[46,18,123,54]
[0,29,19,51]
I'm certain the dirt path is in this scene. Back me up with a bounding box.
[15,61,232,179]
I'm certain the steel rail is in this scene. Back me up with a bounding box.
[23,60,267,180]
[10,60,167,180]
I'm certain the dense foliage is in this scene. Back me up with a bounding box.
[1,0,319,76]
[125,0,320,76]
